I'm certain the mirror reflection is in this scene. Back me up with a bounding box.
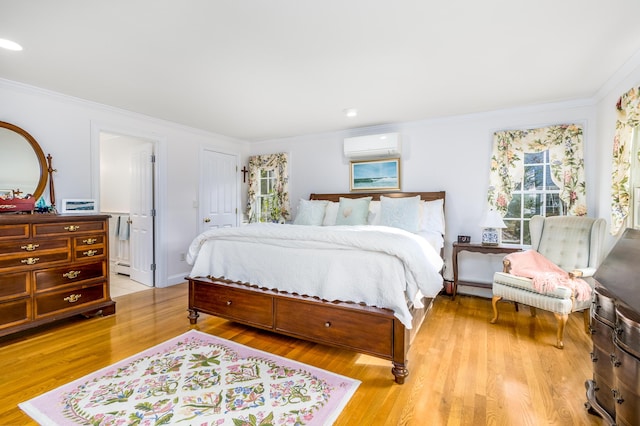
[0,127,42,199]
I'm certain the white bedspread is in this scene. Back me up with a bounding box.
[187,223,444,328]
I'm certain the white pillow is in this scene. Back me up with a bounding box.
[293,199,328,226]
[419,199,445,234]
[335,197,372,226]
[367,201,381,225]
[380,195,421,232]
[322,202,339,226]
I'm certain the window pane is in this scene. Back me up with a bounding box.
[523,220,531,245]
[506,194,521,218]
[545,166,559,190]
[523,193,541,218]
[545,193,564,216]
[260,179,268,194]
[525,151,544,164]
[502,220,520,244]
[524,165,543,190]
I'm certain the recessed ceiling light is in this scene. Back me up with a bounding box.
[0,38,23,51]
[343,108,358,118]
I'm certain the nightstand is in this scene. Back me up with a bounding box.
[451,242,522,300]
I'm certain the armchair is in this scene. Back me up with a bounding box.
[491,215,606,349]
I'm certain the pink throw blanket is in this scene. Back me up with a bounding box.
[504,250,592,301]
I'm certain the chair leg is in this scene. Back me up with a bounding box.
[490,295,502,324]
[554,312,568,349]
[529,306,537,317]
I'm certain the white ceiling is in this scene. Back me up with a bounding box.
[2,1,640,142]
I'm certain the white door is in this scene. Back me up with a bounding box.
[130,143,155,286]
[200,150,237,233]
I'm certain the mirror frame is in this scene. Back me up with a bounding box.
[0,121,48,200]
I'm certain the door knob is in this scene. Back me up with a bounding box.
[204,218,211,223]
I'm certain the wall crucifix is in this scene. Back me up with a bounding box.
[241,166,249,183]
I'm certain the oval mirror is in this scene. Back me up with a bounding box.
[0,121,47,201]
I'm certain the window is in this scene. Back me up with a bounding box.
[247,153,290,223]
[487,124,586,245]
[502,150,563,245]
[256,169,277,222]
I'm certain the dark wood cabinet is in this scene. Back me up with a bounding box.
[586,228,640,425]
[0,214,115,337]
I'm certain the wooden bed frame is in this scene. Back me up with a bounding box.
[187,191,446,384]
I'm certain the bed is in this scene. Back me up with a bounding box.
[186,191,446,384]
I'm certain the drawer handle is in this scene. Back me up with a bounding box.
[64,225,80,232]
[83,249,98,257]
[226,300,232,306]
[21,257,39,265]
[590,352,598,362]
[63,270,82,279]
[83,238,97,244]
[20,243,40,251]
[612,389,624,404]
[610,354,621,367]
[324,321,331,328]
[64,294,82,303]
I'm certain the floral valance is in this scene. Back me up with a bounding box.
[487,124,586,216]
[610,87,640,235]
[247,153,290,223]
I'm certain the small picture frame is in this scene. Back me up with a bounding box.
[457,235,471,243]
[61,199,97,214]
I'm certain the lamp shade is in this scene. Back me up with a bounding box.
[481,210,507,229]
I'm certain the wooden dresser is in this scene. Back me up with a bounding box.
[586,228,640,425]
[0,214,115,337]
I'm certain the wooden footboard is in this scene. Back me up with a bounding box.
[187,276,431,384]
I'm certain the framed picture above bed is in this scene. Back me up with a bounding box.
[350,158,400,191]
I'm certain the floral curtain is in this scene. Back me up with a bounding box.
[611,87,640,235]
[247,153,290,223]
[487,124,586,216]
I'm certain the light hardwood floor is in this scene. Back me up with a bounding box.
[0,283,604,425]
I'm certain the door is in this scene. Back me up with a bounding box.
[129,142,155,286]
[200,150,237,233]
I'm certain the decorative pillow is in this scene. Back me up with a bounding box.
[322,201,339,226]
[419,199,445,234]
[335,197,372,226]
[367,201,381,225]
[293,199,328,226]
[380,195,421,232]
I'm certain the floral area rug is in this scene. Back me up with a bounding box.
[19,330,360,425]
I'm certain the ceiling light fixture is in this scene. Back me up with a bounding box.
[0,38,23,51]
[343,108,358,118]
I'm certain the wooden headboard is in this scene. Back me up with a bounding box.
[309,191,446,206]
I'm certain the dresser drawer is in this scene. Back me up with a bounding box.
[74,246,106,260]
[33,220,106,238]
[0,297,31,329]
[74,235,105,247]
[593,286,617,328]
[275,299,393,358]
[615,304,640,359]
[35,261,107,291]
[0,238,70,255]
[0,272,30,300]
[591,316,614,353]
[0,224,29,240]
[190,281,273,328]
[0,250,71,269]
[35,283,107,317]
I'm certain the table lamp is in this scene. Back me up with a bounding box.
[481,210,506,246]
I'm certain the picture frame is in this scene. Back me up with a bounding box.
[350,158,400,191]
[61,199,97,214]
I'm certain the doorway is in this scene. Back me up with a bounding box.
[99,131,156,288]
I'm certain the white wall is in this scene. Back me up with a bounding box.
[0,79,249,287]
[250,101,597,281]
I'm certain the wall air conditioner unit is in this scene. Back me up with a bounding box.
[343,133,401,159]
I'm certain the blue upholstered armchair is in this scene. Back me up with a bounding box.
[491,215,606,349]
